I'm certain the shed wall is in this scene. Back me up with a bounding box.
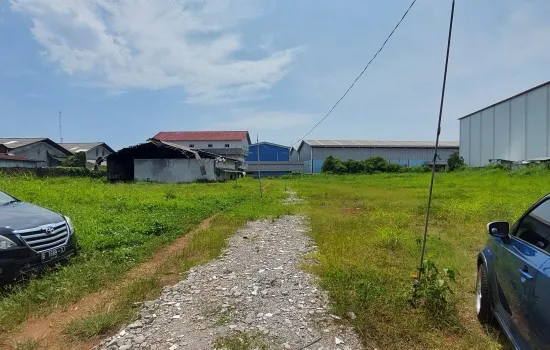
[86,145,112,160]
[0,159,37,168]
[311,147,457,163]
[10,142,68,167]
[460,82,550,166]
[134,159,217,183]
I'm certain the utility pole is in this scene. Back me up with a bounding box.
[59,110,63,143]
[257,134,262,198]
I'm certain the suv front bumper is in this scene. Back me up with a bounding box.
[0,234,78,284]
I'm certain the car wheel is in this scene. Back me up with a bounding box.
[476,264,492,324]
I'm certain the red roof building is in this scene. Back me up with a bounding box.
[151,131,251,164]
[153,131,250,142]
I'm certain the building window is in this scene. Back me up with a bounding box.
[102,150,105,156]
[225,144,230,148]
[208,144,213,148]
[96,149,99,157]
[189,144,195,148]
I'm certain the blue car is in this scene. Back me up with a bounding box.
[477,194,550,349]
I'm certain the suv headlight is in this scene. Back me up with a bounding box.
[0,236,17,249]
[64,216,75,235]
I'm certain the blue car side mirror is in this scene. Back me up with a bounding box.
[487,221,510,237]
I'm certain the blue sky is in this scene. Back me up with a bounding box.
[1,0,550,150]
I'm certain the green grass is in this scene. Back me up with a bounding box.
[2,168,545,349]
[0,175,290,333]
[280,168,547,349]
[10,339,40,350]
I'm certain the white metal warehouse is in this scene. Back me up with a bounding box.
[459,81,550,166]
[297,140,459,173]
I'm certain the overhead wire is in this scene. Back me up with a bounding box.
[292,0,418,146]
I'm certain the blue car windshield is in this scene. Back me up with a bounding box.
[0,191,16,205]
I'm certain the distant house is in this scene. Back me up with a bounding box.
[0,138,72,167]
[107,138,242,183]
[60,142,115,167]
[245,142,303,177]
[0,153,40,168]
[152,131,250,166]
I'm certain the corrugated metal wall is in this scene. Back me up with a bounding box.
[460,82,550,166]
[245,144,290,162]
[0,160,37,168]
[312,147,457,163]
[297,144,457,173]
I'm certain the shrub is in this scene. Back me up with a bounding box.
[322,155,348,174]
[385,163,406,173]
[344,159,364,174]
[447,152,465,171]
[61,152,87,168]
[410,259,457,324]
[363,156,388,173]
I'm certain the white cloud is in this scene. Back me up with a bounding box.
[10,0,300,103]
[211,109,314,131]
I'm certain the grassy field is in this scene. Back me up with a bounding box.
[280,167,549,349]
[1,168,547,349]
[0,175,290,338]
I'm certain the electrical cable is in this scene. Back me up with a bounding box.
[292,0,418,146]
[417,0,456,279]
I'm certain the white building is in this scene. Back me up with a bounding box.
[152,131,250,165]
[107,139,241,183]
[60,142,114,167]
[0,138,72,167]
[60,142,114,160]
[459,81,550,166]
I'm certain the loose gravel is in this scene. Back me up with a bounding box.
[98,215,363,350]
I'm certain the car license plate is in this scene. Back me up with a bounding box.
[41,246,66,263]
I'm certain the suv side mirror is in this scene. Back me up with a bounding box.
[487,221,510,237]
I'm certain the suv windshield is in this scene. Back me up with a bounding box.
[0,191,17,205]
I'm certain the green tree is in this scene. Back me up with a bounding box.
[61,152,87,168]
[321,155,338,173]
[344,159,364,173]
[321,156,348,174]
[363,156,388,173]
[447,152,465,171]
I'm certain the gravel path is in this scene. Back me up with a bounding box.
[98,215,363,350]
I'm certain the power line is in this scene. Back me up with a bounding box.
[292,0,418,146]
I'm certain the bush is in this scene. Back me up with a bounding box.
[385,163,406,173]
[447,152,465,172]
[363,156,388,173]
[61,152,87,168]
[343,159,364,174]
[322,155,348,174]
[409,165,431,173]
[410,260,458,324]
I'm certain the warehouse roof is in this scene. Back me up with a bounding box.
[0,153,39,162]
[60,142,115,154]
[459,80,550,120]
[153,131,250,143]
[298,140,459,151]
[0,138,72,155]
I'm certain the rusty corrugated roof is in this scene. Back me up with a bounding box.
[153,131,249,141]
[0,153,38,162]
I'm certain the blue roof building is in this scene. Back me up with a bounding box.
[245,142,291,162]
